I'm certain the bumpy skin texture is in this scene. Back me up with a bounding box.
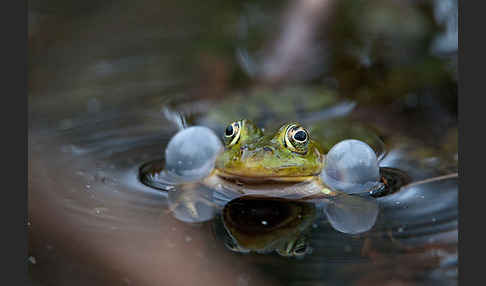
[215,120,324,179]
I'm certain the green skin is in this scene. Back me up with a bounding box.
[214,120,325,182]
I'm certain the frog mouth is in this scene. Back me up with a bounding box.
[213,169,318,183]
[204,169,327,199]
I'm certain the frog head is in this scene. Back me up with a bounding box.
[214,120,324,181]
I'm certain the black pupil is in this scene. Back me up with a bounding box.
[225,125,234,136]
[294,130,307,142]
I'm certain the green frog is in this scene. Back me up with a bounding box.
[139,117,385,256]
[203,119,337,199]
[145,117,383,213]
[160,119,381,231]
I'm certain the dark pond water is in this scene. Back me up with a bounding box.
[28,0,457,285]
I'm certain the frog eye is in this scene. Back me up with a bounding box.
[292,241,308,256]
[284,124,309,154]
[224,121,242,146]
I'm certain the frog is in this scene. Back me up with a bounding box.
[200,119,380,200]
[193,119,328,199]
[148,119,382,238]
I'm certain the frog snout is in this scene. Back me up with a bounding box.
[240,146,275,161]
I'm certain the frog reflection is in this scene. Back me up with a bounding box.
[215,196,316,257]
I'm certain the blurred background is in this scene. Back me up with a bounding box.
[28,0,457,285]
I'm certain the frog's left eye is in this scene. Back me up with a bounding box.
[285,124,309,154]
[292,239,308,256]
[224,121,242,146]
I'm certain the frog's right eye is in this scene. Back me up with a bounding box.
[284,123,309,155]
[224,121,242,146]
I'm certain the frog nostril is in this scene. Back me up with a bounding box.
[263,146,273,153]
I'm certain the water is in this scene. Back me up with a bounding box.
[29,99,457,286]
[29,1,457,285]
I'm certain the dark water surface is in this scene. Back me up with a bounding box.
[28,104,457,286]
[29,1,457,285]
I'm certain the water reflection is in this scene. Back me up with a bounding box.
[167,183,217,223]
[29,98,457,285]
[29,103,458,285]
[217,196,316,257]
[138,141,457,272]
